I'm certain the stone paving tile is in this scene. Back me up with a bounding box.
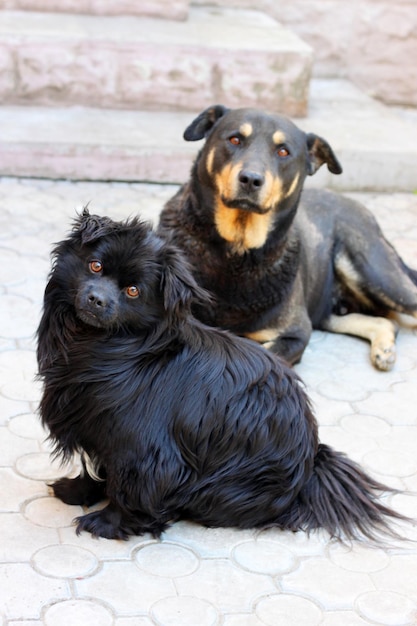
[150,596,220,626]
[255,594,322,626]
[0,563,70,620]
[280,557,376,610]
[231,539,298,576]
[43,600,114,626]
[133,542,200,578]
[0,513,60,562]
[32,544,99,578]
[75,561,176,615]
[327,543,391,573]
[0,468,46,511]
[355,591,417,626]
[222,615,266,626]
[0,178,416,625]
[162,522,256,559]
[320,612,378,626]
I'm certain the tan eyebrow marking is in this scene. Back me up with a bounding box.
[272,130,286,144]
[239,123,253,137]
[206,148,215,175]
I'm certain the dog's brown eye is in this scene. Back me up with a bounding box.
[277,146,290,158]
[126,286,139,298]
[229,136,241,146]
[89,260,103,273]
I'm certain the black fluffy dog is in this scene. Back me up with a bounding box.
[37,210,406,541]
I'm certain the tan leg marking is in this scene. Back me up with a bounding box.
[323,313,397,371]
[245,329,278,351]
[389,311,417,328]
[245,329,278,344]
[335,254,373,308]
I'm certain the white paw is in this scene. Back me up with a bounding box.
[371,343,396,371]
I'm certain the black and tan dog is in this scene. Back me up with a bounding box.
[158,105,417,370]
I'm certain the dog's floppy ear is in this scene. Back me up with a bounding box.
[306,133,343,176]
[160,245,212,319]
[73,207,117,244]
[183,105,230,141]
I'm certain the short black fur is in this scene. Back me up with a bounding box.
[37,210,408,541]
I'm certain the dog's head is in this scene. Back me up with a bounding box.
[46,209,209,332]
[184,105,342,251]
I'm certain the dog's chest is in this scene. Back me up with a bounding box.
[193,243,299,330]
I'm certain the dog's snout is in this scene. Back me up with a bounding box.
[76,281,119,328]
[88,291,106,308]
[238,169,264,191]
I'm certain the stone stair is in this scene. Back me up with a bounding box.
[0,6,312,113]
[0,0,189,20]
[1,79,416,191]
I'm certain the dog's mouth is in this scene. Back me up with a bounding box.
[76,308,108,329]
[220,196,270,215]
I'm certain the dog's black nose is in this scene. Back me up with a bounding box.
[88,291,107,309]
[238,169,264,191]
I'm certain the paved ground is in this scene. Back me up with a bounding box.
[0,176,416,625]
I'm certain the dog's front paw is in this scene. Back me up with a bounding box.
[51,475,106,506]
[74,504,169,540]
[369,318,397,371]
[371,343,396,371]
[75,507,129,540]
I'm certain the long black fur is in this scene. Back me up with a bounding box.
[37,210,408,541]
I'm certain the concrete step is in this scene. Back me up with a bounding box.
[0,80,416,191]
[0,0,189,20]
[0,7,312,115]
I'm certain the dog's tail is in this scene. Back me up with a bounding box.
[286,444,409,541]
